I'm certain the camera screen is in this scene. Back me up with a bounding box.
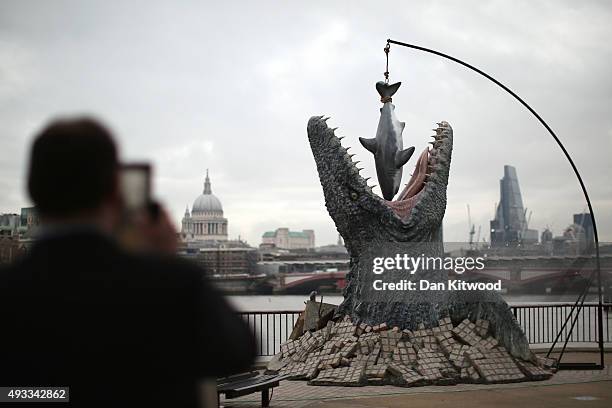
[119,164,151,211]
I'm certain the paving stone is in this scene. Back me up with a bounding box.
[223,364,607,406]
[431,318,452,337]
[415,349,454,381]
[355,322,368,336]
[331,321,358,339]
[516,360,554,381]
[354,345,380,366]
[275,315,553,390]
[460,366,482,382]
[281,339,299,358]
[309,365,365,386]
[319,352,345,369]
[448,344,472,369]
[411,331,429,349]
[467,348,526,383]
[299,330,313,343]
[278,362,298,378]
[475,319,490,337]
[290,333,317,362]
[388,363,427,386]
[379,353,394,364]
[465,346,486,361]
[358,331,380,343]
[412,323,435,345]
[421,335,439,350]
[308,349,324,358]
[436,330,453,342]
[438,317,453,332]
[299,330,324,354]
[364,364,389,380]
[311,330,325,343]
[416,367,443,381]
[392,340,417,365]
[279,357,322,380]
[331,338,346,353]
[340,341,359,358]
[372,322,389,332]
[425,348,456,371]
[452,319,481,346]
[379,329,402,353]
[290,349,309,363]
[357,338,377,356]
[413,326,433,339]
[319,340,335,355]
[349,359,366,368]
[476,336,499,350]
[436,331,458,354]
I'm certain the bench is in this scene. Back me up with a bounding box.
[217,371,285,407]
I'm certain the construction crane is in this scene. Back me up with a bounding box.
[467,204,475,250]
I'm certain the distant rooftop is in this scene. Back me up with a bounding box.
[262,230,312,239]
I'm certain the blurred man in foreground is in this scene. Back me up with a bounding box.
[0,118,255,407]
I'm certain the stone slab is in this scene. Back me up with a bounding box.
[302,301,337,333]
[309,366,365,386]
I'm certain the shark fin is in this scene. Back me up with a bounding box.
[376,81,402,99]
[395,146,415,169]
[359,137,377,154]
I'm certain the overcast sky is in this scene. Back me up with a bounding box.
[1,0,611,246]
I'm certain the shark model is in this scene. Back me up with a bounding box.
[359,81,415,201]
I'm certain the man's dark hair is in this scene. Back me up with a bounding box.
[27,117,119,217]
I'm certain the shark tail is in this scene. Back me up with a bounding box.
[376,81,401,102]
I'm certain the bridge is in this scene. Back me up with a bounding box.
[277,271,347,294]
[272,254,612,296]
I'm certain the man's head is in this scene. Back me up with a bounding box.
[27,117,121,227]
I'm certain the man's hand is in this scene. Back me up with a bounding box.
[117,201,178,255]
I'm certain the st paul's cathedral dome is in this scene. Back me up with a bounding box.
[181,170,228,241]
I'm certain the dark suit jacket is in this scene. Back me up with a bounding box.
[0,230,255,407]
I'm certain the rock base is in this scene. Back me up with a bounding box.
[269,315,555,387]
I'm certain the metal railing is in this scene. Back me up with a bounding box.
[512,303,610,345]
[239,310,302,357]
[239,303,611,357]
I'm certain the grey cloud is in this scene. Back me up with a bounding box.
[1,0,610,246]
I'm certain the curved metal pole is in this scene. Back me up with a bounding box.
[386,38,604,368]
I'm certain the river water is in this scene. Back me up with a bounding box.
[226,294,602,312]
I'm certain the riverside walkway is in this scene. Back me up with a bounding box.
[218,352,612,408]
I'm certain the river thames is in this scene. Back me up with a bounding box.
[227,294,604,311]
